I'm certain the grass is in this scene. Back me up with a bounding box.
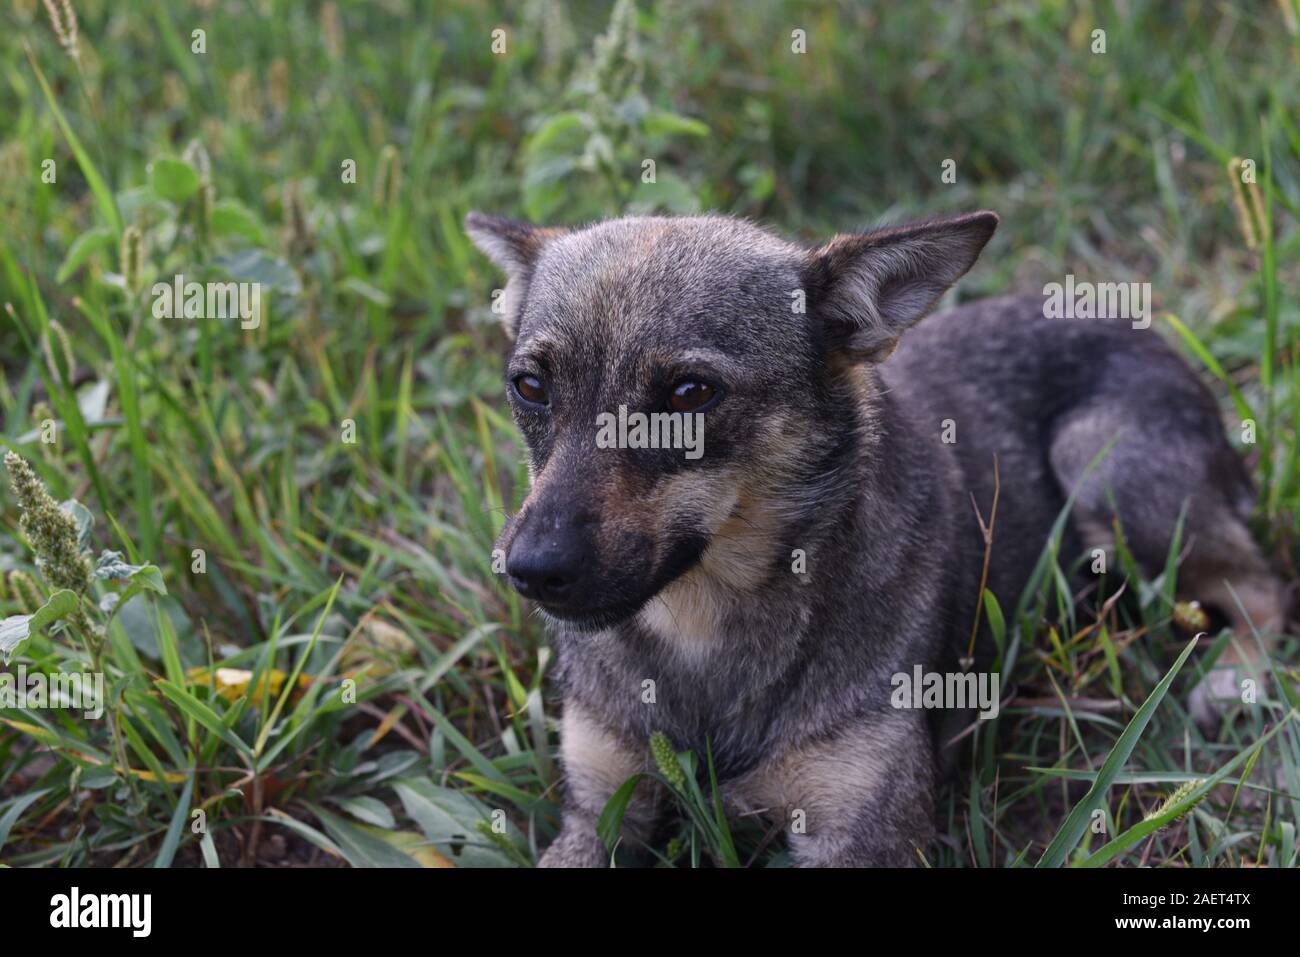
[0,0,1297,867]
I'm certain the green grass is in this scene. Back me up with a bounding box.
[0,0,1297,867]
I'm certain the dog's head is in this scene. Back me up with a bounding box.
[466,211,996,630]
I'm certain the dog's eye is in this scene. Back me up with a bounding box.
[512,374,549,406]
[668,380,717,413]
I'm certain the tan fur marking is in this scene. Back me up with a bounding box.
[560,702,648,818]
[727,715,918,837]
[634,404,812,649]
[636,475,786,649]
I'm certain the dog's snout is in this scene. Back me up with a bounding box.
[506,546,584,602]
[506,510,595,605]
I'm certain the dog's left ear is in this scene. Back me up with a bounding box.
[805,211,998,363]
[465,212,568,338]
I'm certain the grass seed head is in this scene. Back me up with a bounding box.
[120,224,144,294]
[375,144,401,209]
[41,0,80,64]
[321,2,343,60]
[43,319,75,383]
[1227,157,1266,251]
[650,731,685,790]
[1145,779,1207,825]
[7,569,45,614]
[182,138,211,184]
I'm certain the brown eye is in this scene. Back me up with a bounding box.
[513,374,549,406]
[669,380,716,413]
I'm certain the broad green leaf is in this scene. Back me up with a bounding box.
[0,590,79,662]
[335,796,395,829]
[210,199,266,243]
[149,156,201,203]
[643,110,710,138]
[305,803,421,868]
[524,110,589,158]
[212,249,302,295]
[95,550,166,595]
[392,778,519,867]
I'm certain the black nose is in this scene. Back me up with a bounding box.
[506,544,583,604]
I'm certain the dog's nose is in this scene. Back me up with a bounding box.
[505,496,598,605]
[506,544,583,604]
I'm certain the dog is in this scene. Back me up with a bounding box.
[465,209,1285,867]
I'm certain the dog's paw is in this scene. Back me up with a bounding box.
[1189,667,1245,737]
[537,828,610,868]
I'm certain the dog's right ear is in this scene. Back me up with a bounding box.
[465,212,566,339]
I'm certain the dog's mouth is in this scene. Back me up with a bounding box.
[534,597,650,633]
[533,537,712,632]
[502,531,711,633]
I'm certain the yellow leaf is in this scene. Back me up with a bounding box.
[1,718,58,743]
[0,723,189,783]
[185,665,309,706]
[116,766,188,784]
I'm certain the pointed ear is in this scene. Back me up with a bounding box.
[465,212,567,338]
[805,211,998,364]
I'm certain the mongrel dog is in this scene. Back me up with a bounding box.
[466,210,1285,867]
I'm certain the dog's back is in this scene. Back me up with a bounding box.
[886,294,1275,682]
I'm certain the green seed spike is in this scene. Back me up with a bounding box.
[284,181,312,253]
[1227,157,1264,252]
[120,224,143,294]
[44,319,75,383]
[8,569,45,615]
[650,731,685,790]
[374,144,401,209]
[1145,779,1207,826]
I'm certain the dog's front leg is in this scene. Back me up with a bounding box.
[736,711,937,867]
[538,701,656,868]
[537,808,611,868]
